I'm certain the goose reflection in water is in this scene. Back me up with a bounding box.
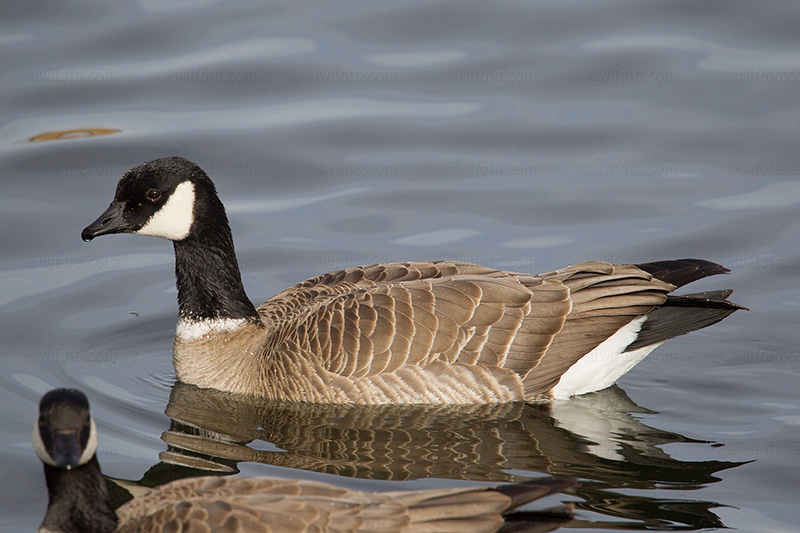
[114,382,746,531]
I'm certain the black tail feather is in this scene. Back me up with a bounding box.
[626,289,745,352]
[635,258,730,288]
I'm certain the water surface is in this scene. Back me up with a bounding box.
[2,1,799,531]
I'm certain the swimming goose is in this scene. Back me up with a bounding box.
[82,157,743,403]
[35,388,575,533]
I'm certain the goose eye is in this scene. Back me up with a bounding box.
[146,189,161,202]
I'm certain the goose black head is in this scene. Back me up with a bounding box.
[33,388,97,471]
[81,157,219,242]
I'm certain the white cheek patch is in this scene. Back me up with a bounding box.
[32,420,58,467]
[136,181,196,240]
[79,416,99,465]
[32,416,98,468]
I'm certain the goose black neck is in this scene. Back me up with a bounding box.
[40,457,117,533]
[173,212,259,323]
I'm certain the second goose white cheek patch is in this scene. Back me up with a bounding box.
[136,181,195,240]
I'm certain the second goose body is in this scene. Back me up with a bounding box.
[82,157,743,403]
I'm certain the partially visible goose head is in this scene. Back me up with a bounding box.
[34,389,97,471]
[34,389,117,533]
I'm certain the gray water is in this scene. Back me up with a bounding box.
[2,1,799,531]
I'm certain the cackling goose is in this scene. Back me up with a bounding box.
[82,157,744,403]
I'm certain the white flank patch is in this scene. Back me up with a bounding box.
[176,317,247,341]
[551,316,663,399]
[136,181,195,240]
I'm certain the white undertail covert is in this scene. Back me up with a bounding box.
[551,316,663,399]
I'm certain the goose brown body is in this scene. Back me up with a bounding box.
[174,260,678,403]
[82,157,743,404]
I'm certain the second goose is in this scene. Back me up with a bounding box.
[82,157,743,403]
[35,388,575,533]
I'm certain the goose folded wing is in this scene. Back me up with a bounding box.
[282,264,572,380]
